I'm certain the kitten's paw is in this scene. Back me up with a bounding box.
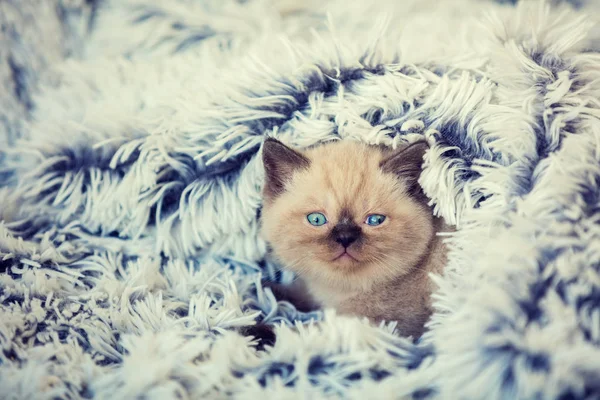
[262,280,319,312]
[239,323,276,350]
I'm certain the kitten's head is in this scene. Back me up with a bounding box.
[260,138,435,290]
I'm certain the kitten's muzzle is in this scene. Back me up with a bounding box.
[331,223,362,248]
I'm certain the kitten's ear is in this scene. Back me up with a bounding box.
[262,138,310,199]
[380,140,429,193]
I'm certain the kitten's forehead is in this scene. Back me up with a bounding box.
[308,142,382,180]
[299,141,395,214]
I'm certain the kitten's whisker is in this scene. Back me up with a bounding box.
[373,259,398,279]
[281,256,311,275]
[262,254,311,277]
[373,255,431,275]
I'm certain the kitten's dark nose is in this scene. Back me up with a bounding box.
[336,234,358,248]
[332,224,361,248]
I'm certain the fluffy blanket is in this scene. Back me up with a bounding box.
[1,0,600,398]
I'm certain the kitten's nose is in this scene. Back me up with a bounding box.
[336,234,358,248]
[332,224,361,248]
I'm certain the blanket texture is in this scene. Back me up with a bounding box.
[1,0,600,398]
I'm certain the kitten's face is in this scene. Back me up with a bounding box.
[261,139,434,290]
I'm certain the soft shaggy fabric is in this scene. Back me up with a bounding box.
[1,0,600,398]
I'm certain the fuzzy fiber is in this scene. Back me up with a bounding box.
[1,0,600,398]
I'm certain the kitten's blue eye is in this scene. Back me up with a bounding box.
[307,212,327,226]
[365,214,386,226]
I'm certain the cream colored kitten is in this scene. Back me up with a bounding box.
[261,138,452,338]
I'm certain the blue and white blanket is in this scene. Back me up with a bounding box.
[1,0,600,398]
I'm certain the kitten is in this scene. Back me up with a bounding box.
[260,138,452,338]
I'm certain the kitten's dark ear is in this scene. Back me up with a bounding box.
[262,138,310,199]
[380,141,429,193]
